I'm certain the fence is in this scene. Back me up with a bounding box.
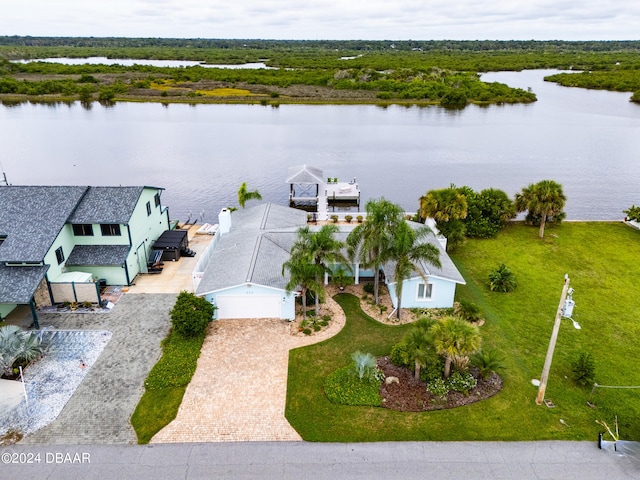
[50,281,102,304]
[192,234,219,291]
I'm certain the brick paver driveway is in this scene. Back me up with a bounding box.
[152,303,345,443]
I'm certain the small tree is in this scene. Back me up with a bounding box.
[515,180,566,238]
[488,263,517,293]
[571,351,595,387]
[170,291,215,338]
[431,316,482,378]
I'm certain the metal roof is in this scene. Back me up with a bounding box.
[285,165,324,185]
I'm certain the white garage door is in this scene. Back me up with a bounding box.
[216,294,281,319]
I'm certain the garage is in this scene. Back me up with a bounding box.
[215,294,281,319]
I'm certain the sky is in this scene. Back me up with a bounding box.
[1,0,638,41]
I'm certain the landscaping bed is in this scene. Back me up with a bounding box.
[378,356,502,412]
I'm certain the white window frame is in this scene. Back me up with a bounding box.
[416,281,434,302]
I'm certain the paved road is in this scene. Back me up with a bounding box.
[1,441,639,479]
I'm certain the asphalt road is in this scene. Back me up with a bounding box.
[2,441,639,480]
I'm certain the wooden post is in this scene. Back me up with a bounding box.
[536,275,571,405]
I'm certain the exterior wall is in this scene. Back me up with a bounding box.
[203,283,296,320]
[387,276,458,310]
[66,265,128,286]
[43,225,77,281]
[0,304,17,319]
[34,277,52,308]
[126,188,170,281]
[69,223,129,246]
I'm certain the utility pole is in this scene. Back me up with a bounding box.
[536,275,571,405]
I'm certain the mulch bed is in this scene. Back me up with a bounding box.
[378,357,503,412]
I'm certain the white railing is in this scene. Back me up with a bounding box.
[192,234,219,291]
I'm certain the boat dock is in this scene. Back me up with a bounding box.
[286,165,360,218]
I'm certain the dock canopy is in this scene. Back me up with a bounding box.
[285,165,324,185]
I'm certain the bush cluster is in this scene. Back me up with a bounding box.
[170,291,215,338]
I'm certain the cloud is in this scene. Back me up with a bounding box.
[0,0,638,40]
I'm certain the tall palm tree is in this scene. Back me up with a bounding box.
[290,224,350,316]
[431,316,482,378]
[419,186,468,223]
[237,182,262,209]
[389,221,441,320]
[346,198,404,304]
[282,254,323,321]
[514,180,566,238]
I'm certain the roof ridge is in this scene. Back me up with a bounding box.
[246,235,262,283]
[260,202,271,230]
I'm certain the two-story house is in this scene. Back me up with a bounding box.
[0,185,169,323]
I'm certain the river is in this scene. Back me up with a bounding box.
[1,69,638,222]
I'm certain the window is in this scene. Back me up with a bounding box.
[154,193,161,207]
[417,282,433,300]
[146,201,152,216]
[100,224,121,236]
[0,235,5,246]
[55,246,65,265]
[72,224,94,236]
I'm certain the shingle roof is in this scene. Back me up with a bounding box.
[381,221,466,285]
[66,244,131,266]
[195,203,306,295]
[0,186,88,262]
[68,186,144,224]
[0,264,49,304]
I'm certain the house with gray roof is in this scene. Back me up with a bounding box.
[195,203,465,320]
[0,185,169,322]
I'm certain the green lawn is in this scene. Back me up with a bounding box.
[285,222,640,441]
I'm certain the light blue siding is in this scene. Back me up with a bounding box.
[387,276,458,310]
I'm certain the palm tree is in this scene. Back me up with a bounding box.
[514,180,566,238]
[289,224,350,316]
[431,316,482,378]
[237,182,262,209]
[419,186,468,223]
[282,254,323,321]
[403,319,435,380]
[388,221,441,320]
[346,198,404,304]
[0,325,48,377]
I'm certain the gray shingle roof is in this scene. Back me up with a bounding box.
[0,186,88,262]
[66,244,131,266]
[195,204,465,296]
[381,222,466,285]
[0,264,49,304]
[196,203,306,295]
[68,186,144,224]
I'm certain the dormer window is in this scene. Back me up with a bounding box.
[100,224,121,236]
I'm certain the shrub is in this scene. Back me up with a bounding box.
[345,215,353,223]
[356,215,363,223]
[170,291,215,338]
[454,300,482,322]
[389,340,411,368]
[447,371,477,396]
[351,351,379,380]
[471,349,505,379]
[330,215,339,223]
[324,364,382,406]
[427,377,449,400]
[571,351,595,387]
[488,263,517,292]
[623,205,640,222]
[363,283,375,294]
